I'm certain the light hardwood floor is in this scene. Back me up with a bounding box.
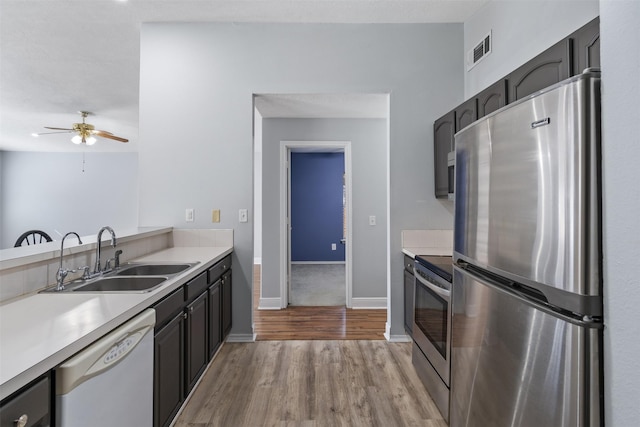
[174,265,444,426]
[175,340,446,426]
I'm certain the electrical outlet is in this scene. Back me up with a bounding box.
[369,215,376,226]
[186,208,194,222]
[239,209,248,223]
[331,243,337,250]
[212,209,220,223]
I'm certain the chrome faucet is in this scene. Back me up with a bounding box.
[56,232,83,291]
[94,226,117,275]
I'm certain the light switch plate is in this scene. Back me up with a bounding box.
[186,208,194,222]
[369,215,376,226]
[212,209,220,223]
[239,209,248,223]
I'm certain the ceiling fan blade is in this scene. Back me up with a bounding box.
[93,129,113,135]
[35,131,74,135]
[44,126,74,131]
[94,131,128,143]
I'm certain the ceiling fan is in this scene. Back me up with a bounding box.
[35,111,128,145]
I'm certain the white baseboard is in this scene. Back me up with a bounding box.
[351,297,387,309]
[258,297,282,310]
[226,333,256,343]
[387,334,412,343]
[383,321,412,342]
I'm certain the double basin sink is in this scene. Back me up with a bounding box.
[43,262,199,293]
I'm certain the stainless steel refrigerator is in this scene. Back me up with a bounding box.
[451,70,603,427]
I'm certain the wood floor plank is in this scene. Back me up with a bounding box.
[175,341,445,427]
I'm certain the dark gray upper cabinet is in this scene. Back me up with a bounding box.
[477,79,507,119]
[455,97,478,132]
[508,38,571,103]
[570,17,600,74]
[434,111,455,199]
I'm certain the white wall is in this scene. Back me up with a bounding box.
[600,1,640,424]
[139,23,463,338]
[464,0,599,97]
[0,152,138,248]
[261,118,387,302]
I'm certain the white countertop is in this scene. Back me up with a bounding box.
[402,247,453,258]
[0,246,232,401]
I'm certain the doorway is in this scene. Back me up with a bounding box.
[289,150,346,306]
[281,141,353,308]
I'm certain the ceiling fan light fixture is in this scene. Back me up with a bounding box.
[71,135,83,144]
[86,136,97,145]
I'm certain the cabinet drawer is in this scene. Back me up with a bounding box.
[0,374,50,427]
[185,271,208,302]
[208,255,232,284]
[154,287,185,330]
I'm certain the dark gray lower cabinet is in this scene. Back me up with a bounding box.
[221,270,232,338]
[403,255,414,336]
[185,291,208,394]
[208,280,222,358]
[154,312,184,427]
[153,254,233,427]
[0,373,50,427]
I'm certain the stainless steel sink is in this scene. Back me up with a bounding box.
[115,263,193,276]
[72,276,168,293]
[41,262,199,293]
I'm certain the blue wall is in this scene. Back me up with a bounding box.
[291,152,345,262]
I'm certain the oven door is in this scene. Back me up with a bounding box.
[413,269,451,386]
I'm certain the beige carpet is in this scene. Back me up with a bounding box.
[290,263,345,306]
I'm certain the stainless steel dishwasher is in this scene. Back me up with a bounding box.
[55,309,155,427]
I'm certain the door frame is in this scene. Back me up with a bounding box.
[279,140,353,309]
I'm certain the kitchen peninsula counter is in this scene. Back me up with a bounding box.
[0,246,232,401]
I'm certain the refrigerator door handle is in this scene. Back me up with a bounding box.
[415,273,450,299]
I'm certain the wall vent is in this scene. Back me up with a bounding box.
[467,31,492,71]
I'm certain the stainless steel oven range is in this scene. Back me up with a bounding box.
[412,255,452,422]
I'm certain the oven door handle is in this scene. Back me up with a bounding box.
[415,272,450,299]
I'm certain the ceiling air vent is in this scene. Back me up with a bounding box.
[467,31,492,71]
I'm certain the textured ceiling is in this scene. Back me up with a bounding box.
[0,0,489,152]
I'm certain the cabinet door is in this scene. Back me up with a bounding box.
[477,79,507,118]
[154,313,184,427]
[221,270,232,338]
[208,280,222,358]
[185,291,208,394]
[434,111,455,198]
[404,269,414,336]
[455,97,477,132]
[508,39,571,102]
[570,17,600,74]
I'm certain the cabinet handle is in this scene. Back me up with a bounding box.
[14,414,28,427]
[183,312,188,319]
[189,306,194,313]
